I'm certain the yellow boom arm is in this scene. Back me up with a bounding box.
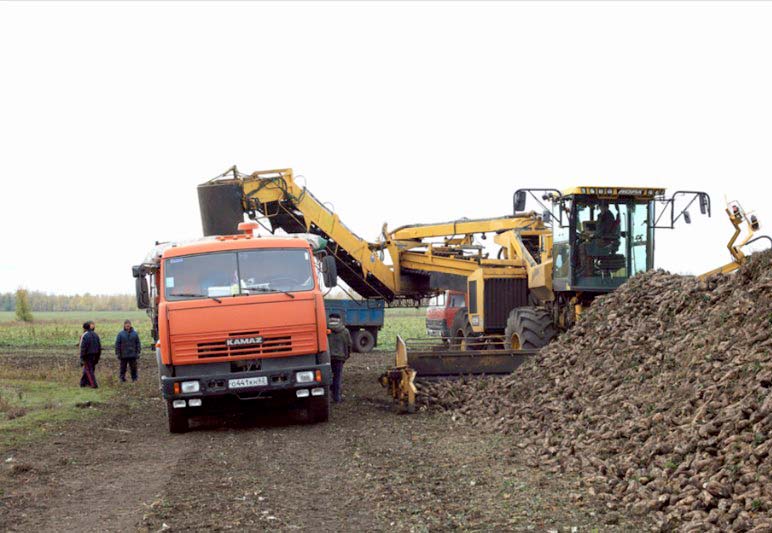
[202,168,551,306]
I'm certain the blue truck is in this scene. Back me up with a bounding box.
[323,299,385,353]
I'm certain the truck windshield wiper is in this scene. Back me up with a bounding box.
[242,287,296,299]
[169,292,222,303]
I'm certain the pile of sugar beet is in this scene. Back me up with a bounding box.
[421,251,772,532]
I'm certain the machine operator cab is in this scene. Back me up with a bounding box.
[514,187,711,294]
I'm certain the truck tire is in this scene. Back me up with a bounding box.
[449,308,481,350]
[307,387,330,423]
[157,351,171,379]
[351,329,375,353]
[157,352,172,395]
[504,307,557,350]
[166,400,189,433]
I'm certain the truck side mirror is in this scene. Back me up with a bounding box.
[542,210,552,224]
[683,210,692,224]
[136,276,150,309]
[321,255,338,287]
[699,193,709,215]
[513,190,527,213]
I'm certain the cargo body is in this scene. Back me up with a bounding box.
[134,226,337,432]
[323,298,384,353]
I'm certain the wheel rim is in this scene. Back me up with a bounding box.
[510,333,521,350]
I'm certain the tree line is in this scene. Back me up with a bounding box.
[1,291,135,312]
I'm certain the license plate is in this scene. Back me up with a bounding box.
[427,329,441,337]
[228,376,268,389]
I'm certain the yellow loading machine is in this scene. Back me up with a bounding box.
[196,168,719,394]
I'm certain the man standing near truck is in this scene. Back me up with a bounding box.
[115,319,141,382]
[327,313,352,403]
[79,321,101,388]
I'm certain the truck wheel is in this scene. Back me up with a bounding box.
[166,400,189,433]
[449,309,481,350]
[157,351,171,379]
[307,387,330,423]
[352,329,375,353]
[504,307,557,350]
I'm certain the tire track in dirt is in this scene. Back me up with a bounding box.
[2,383,189,532]
[2,352,646,532]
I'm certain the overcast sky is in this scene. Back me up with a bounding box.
[1,1,771,295]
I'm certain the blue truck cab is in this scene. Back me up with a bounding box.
[323,299,385,353]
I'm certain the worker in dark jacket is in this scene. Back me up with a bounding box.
[79,321,101,388]
[115,319,141,382]
[327,313,352,403]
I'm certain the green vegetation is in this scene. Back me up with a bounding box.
[0,361,117,448]
[377,308,430,351]
[0,291,135,312]
[0,311,149,348]
[0,308,429,351]
[14,289,33,322]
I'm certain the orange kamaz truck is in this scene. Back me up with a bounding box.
[132,223,337,433]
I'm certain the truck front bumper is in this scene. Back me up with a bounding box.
[425,319,449,338]
[161,362,332,405]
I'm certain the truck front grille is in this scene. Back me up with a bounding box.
[197,336,292,358]
[170,324,317,362]
[426,319,446,330]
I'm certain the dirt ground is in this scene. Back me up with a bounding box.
[0,350,647,532]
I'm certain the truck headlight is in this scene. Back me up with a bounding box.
[296,371,314,383]
[181,381,200,393]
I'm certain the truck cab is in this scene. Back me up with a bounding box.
[133,224,337,433]
[425,290,466,338]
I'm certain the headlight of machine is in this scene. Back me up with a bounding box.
[181,380,200,393]
[296,371,315,383]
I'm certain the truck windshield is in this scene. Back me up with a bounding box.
[165,249,314,300]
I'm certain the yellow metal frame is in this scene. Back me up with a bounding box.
[239,169,399,294]
[700,203,759,279]
[233,169,553,309]
[562,186,665,199]
[378,336,417,413]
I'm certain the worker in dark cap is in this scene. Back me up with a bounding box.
[79,321,101,388]
[326,313,352,403]
[115,319,141,382]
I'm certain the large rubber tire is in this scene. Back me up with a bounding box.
[351,329,375,353]
[449,308,482,350]
[166,400,189,433]
[157,351,171,379]
[307,387,331,423]
[504,307,558,350]
[157,353,173,399]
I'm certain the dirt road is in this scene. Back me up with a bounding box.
[0,351,644,532]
